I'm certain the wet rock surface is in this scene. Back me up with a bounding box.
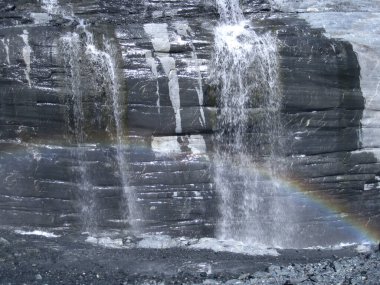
[0,228,378,285]
[0,0,379,246]
[271,0,380,13]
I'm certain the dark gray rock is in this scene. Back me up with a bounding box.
[0,0,378,246]
[0,237,10,246]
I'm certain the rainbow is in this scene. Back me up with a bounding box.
[255,165,380,243]
[1,139,379,244]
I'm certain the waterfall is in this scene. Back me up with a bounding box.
[60,30,97,231]
[212,0,292,247]
[20,30,32,88]
[1,38,10,65]
[54,2,137,232]
[97,36,140,232]
[215,0,244,24]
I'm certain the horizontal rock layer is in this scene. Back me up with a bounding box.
[0,0,379,246]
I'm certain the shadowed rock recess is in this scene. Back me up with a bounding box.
[0,0,379,248]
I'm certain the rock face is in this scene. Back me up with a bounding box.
[0,0,379,246]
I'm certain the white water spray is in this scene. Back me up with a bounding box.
[41,0,60,14]
[213,0,292,247]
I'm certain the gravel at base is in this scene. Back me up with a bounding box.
[224,252,380,285]
[0,229,378,285]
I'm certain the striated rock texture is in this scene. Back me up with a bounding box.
[0,0,379,246]
[0,0,222,235]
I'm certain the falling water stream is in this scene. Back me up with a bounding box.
[212,0,293,247]
[60,29,98,231]
[26,0,372,251]
[55,2,136,232]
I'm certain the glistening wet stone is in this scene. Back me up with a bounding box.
[0,0,379,249]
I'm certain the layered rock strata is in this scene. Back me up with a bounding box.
[0,0,378,245]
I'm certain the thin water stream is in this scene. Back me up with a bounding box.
[49,1,136,233]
